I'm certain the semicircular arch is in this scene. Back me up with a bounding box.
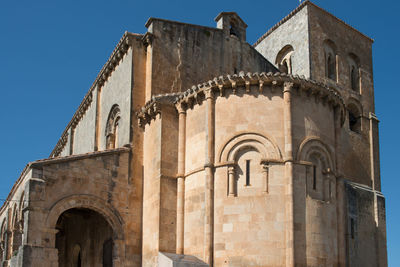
[218,132,282,163]
[297,137,334,170]
[46,194,124,239]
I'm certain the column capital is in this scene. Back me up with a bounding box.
[283,82,294,93]
[369,112,380,122]
[204,88,214,100]
[228,165,235,174]
[176,103,187,114]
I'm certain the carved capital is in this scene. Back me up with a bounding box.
[228,165,235,174]
[176,103,187,114]
[283,82,294,93]
[204,89,214,100]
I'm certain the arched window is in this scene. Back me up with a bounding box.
[229,19,239,38]
[219,133,282,197]
[0,219,5,260]
[275,45,294,74]
[324,40,337,81]
[347,103,362,133]
[348,53,360,92]
[297,138,334,202]
[12,205,22,254]
[105,105,121,149]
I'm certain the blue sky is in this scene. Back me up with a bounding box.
[0,0,398,265]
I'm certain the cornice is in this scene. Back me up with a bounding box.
[50,32,143,158]
[253,0,373,47]
[136,93,181,128]
[137,72,346,127]
[0,147,131,216]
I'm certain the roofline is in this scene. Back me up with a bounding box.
[253,0,373,47]
[49,32,143,158]
[0,147,131,215]
[145,17,221,32]
[137,71,346,128]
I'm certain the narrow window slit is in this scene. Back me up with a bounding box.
[246,160,250,186]
[312,165,317,190]
[350,218,355,239]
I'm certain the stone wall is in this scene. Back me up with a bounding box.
[255,6,310,78]
[146,18,277,101]
[5,149,142,267]
[99,48,133,151]
[73,89,96,154]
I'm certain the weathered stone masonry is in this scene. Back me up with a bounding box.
[0,1,387,266]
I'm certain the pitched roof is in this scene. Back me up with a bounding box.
[253,0,373,47]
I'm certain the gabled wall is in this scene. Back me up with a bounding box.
[255,6,311,78]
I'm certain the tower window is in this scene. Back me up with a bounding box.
[348,54,360,92]
[324,40,337,81]
[348,103,361,133]
[327,54,336,80]
[351,66,359,91]
[275,45,294,74]
[245,160,250,186]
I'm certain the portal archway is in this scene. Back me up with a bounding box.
[55,208,114,267]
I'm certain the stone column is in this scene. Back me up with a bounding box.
[176,104,186,254]
[283,82,294,267]
[228,165,235,197]
[261,162,269,194]
[204,89,215,266]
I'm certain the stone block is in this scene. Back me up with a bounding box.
[158,252,209,267]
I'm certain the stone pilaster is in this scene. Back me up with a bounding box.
[283,82,294,267]
[228,165,235,196]
[176,104,186,255]
[204,89,215,266]
[261,162,270,194]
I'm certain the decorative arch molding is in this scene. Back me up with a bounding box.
[46,194,124,240]
[275,44,294,74]
[297,137,334,171]
[105,104,121,149]
[218,132,282,163]
[346,97,363,115]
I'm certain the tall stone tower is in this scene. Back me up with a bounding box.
[254,2,386,266]
[0,1,386,267]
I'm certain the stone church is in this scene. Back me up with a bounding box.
[0,1,387,266]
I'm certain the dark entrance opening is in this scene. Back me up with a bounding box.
[55,208,114,267]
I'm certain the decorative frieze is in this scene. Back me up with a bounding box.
[136,71,346,128]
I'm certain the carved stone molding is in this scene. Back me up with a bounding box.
[136,93,181,128]
[174,71,345,113]
[137,72,346,130]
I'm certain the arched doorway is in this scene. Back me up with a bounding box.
[55,208,114,267]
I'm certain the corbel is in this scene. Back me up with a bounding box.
[142,32,154,47]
